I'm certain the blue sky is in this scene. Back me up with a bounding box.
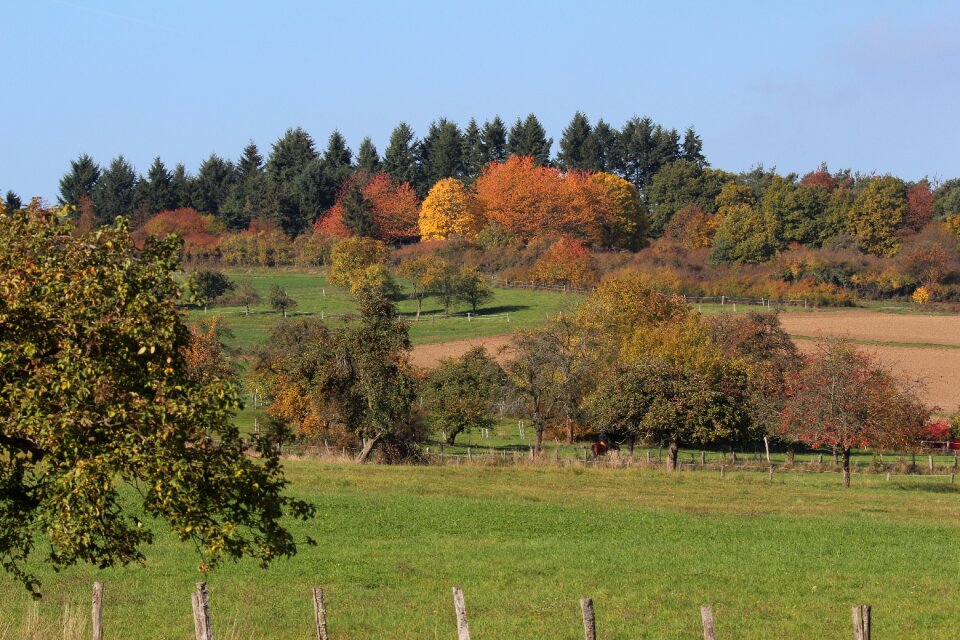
[4,0,959,201]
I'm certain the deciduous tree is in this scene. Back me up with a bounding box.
[419,178,485,240]
[0,207,312,594]
[425,347,505,445]
[777,339,930,487]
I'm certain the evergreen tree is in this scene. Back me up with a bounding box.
[192,154,236,216]
[236,141,264,182]
[507,113,552,165]
[615,116,679,189]
[136,157,176,215]
[170,163,192,210]
[356,137,381,173]
[267,128,320,235]
[58,154,101,206]
[221,141,267,230]
[290,159,338,235]
[92,155,137,224]
[481,116,508,163]
[383,122,422,189]
[461,118,485,182]
[558,111,597,171]
[340,181,377,237]
[681,126,707,167]
[323,130,352,169]
[4,190,22,212]
[420,118,463,189]
[591,119,619,172]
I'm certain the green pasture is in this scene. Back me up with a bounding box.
[188,269,580,349]
[6,462,960,639]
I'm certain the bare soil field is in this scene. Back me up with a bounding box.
[778,310,960,346]
[410,310,960,411]
[410,335,513,368]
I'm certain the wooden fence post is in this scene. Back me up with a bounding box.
[192,582,214,640]
[852,604,871,640]
[91,581,104,640]
[312,587,329,640]
[580,598,596,640]
[452,587,471,640]
[928,455,934,471]
[700,605,717,640]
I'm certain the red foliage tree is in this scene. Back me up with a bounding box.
[531,236,598,286]
[138,208,223,259]
[905,181,935,232]
[315,172,419,243]
[800,166,837,191]
[777,339,930,487]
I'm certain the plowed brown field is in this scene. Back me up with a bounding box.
[410,310,960,411]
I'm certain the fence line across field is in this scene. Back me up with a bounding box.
[82,581,879,639]
[489,277,809,308]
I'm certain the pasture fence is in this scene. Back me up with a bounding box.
[488,277,810,308]
[80,580,877,639]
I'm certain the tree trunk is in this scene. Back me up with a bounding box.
[667,441,679,471]
[416,297,422,321]
[842,447,851,488]
[356,435,381,463]
[565,417,573,445]
[628,438,635,457]
[245,304,250,317]
[535,427,544,455]
[445,430,458,446]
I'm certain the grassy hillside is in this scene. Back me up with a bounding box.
[189,269,581,349]
[5,463,959,639]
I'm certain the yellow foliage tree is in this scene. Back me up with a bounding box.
[946,215,960,242]
[589,172,648,249]
[847,176,908,257]
[418,178,485,240]
[329,236,390,290]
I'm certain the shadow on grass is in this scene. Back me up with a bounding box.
[890,481,960,494]
[400,304,530,319]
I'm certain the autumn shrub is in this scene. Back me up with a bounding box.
[219,227,294,266]
[293,230,338,266]
[531,237,598,287]
[137,208,224,263]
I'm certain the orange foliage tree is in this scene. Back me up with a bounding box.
[315,172,419,243]
[474,156,564,241]
[138,208,224,260]
[531,237,597,286]
[418,178,485,240]
[661,204,719,248]
[906,181,934,232]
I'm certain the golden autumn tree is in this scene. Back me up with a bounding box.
[418,178,485,240]
[588,172,648,249]
[474,155,564,240]
[662,204,720,248]
[531,236,598,286]
[328,236,390,290]
[848,176,908,257]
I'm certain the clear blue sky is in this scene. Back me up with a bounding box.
[4,0,959,201]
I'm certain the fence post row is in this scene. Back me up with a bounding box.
[80,582,878,638]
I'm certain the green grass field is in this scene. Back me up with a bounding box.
[189,268,581,350]
[5,463,959,639]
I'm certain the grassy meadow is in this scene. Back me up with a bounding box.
[190,268,581,349]
[5,462,960,639]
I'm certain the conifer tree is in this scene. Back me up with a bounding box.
[170,163,193,210]
[136,157,176,215]
[681,126,707,167]
[507,113,552,165]
[591,119,619,172]
[92,155,137,224]
[481,116,508,163]
[356,137,381,173]
[421,118,464,189]
[323,130,352,169]
[267,128,320,235]
[4,191,22,212]
[558,111,597,171]
[341,181,378,237]
[193,154,236,216]
[383,122,422,191]
[58,154,101,206]
[461,118,485,182]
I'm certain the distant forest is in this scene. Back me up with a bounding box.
[8,111,960,304]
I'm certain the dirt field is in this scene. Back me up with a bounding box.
[410,310,960,412]
[778,310,960,346]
